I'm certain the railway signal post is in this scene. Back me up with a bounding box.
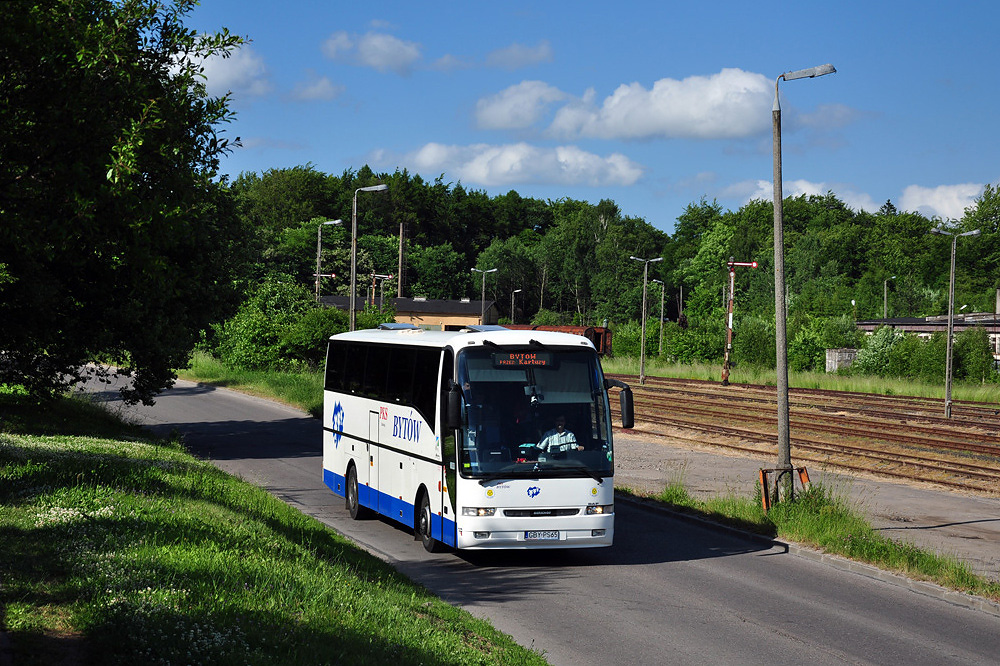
[721,258,757,386]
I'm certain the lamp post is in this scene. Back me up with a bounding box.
[931,227,980,418]
[511,288,522,324]
[883,275,896,320]
[773,62,836,498]
[471,267,497,324]
[315,219,342,301]
[630,256,663,385]
[652,279,665,356]
[350,184,388,331]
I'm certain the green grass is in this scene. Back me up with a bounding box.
[626,481,1000,602]
[0,391,546,665]
[180,351,325,417]
[600,357,1000,403]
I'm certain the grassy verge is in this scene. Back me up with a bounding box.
[621,481,1000,603]
[180,351,325,417]
[0,391,546,666]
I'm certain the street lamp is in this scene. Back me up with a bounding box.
[930,227,980,418]
[471,267,497,324]
[350,184,388,331]
[883,275,896,320]
[511,288,522,324]
[652,279,665,356]
[315,219,342,301]
[630,256,663,385]
[773,62,836,498]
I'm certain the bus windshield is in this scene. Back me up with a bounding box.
[457,346,613,480]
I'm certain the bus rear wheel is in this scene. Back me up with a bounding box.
[346,465,370,520]
[418,493,442,553]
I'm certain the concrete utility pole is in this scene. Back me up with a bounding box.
[630,255,663,385]
[773,62,836,499]
[721,258,757,386]
[931,227,980,418]
[350,184,388,331]
[315,219,342,300]
[471,267,497,324]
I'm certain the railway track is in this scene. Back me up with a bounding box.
[607,374,1000,495]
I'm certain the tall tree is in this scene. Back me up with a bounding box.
[0,0,245,402]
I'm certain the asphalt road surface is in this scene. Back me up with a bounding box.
[88,379,1000,665]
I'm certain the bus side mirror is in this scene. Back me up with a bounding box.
[604,378,634,429]
[446,384,462,430]
[619,387,634,429]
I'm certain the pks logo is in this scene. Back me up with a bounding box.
[527,486,541,498]
[331,401,344,448]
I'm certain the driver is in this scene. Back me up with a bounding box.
[537,415,583,453]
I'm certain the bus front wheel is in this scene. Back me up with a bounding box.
[346,465,370,520]
[417,493,442,553]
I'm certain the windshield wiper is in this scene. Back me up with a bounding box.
[476,471,532,485]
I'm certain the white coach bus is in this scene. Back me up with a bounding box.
[322,323,634,552]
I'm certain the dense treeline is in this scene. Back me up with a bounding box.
[212,163,1000,382]
[228,164,666,324]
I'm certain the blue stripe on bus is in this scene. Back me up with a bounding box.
[323,468,456,547]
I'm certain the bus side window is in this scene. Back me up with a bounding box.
[344,343,366,395]
[412,348,439,421]
[325,341,348,392]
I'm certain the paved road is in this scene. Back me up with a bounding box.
[89,379,1000,665]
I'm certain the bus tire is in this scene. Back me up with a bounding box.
[346,465,370,520]
[418,492,442,553]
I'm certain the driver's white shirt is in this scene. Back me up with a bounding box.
[538,428,577,452]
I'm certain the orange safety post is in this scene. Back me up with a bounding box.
[797,467,811,491]
[759,469,771,512]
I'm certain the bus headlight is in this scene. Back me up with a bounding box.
[586,504,613,515]
[462,507,496,517]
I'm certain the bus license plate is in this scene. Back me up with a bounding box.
[525,530,560,541]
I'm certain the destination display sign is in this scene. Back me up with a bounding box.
[492,352,553,367]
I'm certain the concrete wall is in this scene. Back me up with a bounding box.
[826,348,858,373]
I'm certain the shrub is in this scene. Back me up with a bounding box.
[732,315,775,368]
[853,326,904,376]
[789,326,824,372]
[954,327,996,383]
[279,307,349,368]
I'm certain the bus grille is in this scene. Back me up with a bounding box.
[503,509,579,517]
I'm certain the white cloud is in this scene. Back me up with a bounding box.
[430,53,473,71]
[485,40,554,70]
[722,179,880,213]
[797,103,863,129]
[322,30,421,75]
[200,45,271,97]
[322,31,354,58]
[291,73,343,101]
[397,142,643,187]
[900,183,984,220]
[475,81,569,130]
[548,68,772,140]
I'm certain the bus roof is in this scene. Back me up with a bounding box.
[328,326,597,352]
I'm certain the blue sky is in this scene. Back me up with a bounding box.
[188,0,999,234]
